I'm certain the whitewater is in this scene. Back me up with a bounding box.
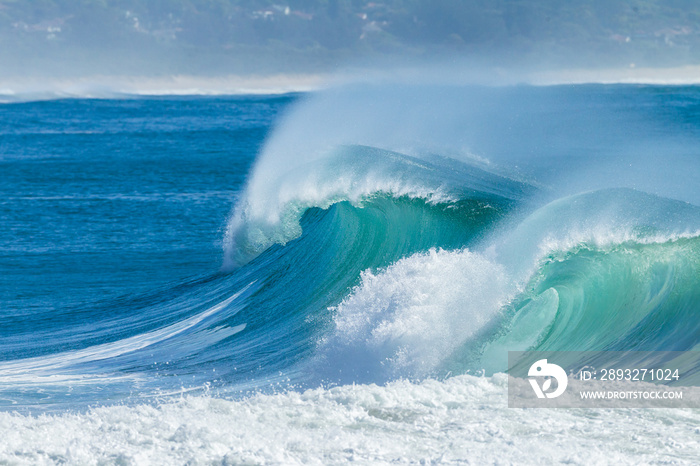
[2,82,700,464]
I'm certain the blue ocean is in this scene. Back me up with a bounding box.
[2,83,700,463]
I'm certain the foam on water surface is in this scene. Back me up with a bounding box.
[2,376,700,465]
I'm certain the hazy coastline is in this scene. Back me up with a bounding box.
[3,63,700,104]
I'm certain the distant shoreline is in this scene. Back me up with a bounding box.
[2,66,700,102]
[0,74,327,101]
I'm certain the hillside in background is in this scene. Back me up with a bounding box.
[1,0,699,76]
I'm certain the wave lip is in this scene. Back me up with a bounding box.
[494,188,700,278]
[223,144,532,268]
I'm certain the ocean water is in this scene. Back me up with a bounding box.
[2,84,700,464]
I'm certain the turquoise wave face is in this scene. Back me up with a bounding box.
[526,238,700,353]
[477,238,700,375]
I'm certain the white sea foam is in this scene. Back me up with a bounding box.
[317,248,514,382]
[1,375,698,465]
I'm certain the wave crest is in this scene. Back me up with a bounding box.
[223,145,531,268]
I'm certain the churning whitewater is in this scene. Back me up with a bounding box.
[2,83,700,463]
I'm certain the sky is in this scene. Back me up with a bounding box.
[0,1,699,85]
